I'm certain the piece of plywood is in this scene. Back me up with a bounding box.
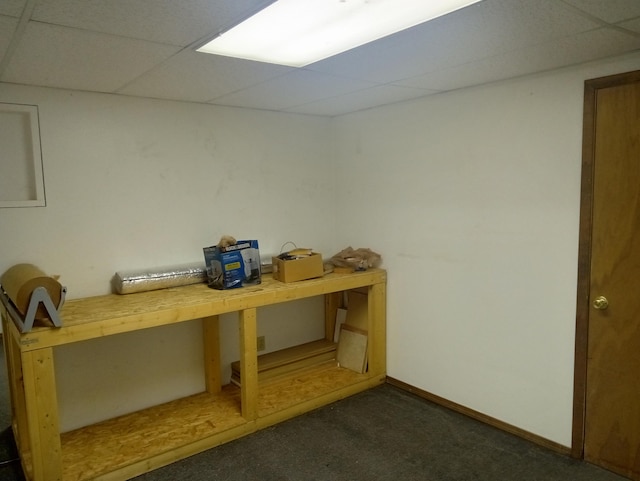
[232,339,337,373]
[231,339,337,385]
[336,324,367,374]
[324,291,342,341]
[333,307,347,342]
[345,290,368,331]
[231,350,338,386]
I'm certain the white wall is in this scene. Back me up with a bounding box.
[332,51,640,447]
[0,85,335,430]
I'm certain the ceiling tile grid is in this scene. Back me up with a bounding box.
[118,50,292,103]
[2,21,180,92]
[619,17,640,34]
[0,0,639,116]
[560,0,640,24]
[395,27,640,92]
[0,0,26,18]
[29,0,270,46]
[284,84,441,117]
[211,69,380,112]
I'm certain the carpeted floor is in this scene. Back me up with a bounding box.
[130,384,627,481]
[0,340,629,481]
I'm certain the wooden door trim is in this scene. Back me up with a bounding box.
[572,69,640,459]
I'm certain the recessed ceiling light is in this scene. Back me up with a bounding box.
[197,0,483,67]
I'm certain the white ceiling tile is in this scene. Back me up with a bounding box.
[423,0,601,59]
[0,16,18,59]
[0,0,25,17]
[1,22,180,92]
[528,27,640,63]
[212,70,377,112]
[395,56,528,92]
[396,27,640,92]
[31,0,269,46]
[453,0,601,43]
[119,50,292,103]
[285,85,439,117]
[561,0,640,24]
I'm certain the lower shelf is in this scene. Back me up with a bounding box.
[60,387,244,481]
[58,365,381,481]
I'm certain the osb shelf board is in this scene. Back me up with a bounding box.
[60,386,243,481]
[257,362,370,417]
[16,269,386,351]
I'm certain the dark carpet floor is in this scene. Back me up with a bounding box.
[131,384,627,481]
[0,340,629,481]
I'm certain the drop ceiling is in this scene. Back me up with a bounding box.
[1,0,640,117]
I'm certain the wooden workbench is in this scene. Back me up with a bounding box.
[0,269,386,481]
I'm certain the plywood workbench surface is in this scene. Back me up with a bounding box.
[1,269,386,481]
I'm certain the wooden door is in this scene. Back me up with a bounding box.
[573,70,640,480]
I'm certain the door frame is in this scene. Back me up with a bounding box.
[572,69,640,459]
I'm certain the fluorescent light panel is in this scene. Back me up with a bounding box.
[198,0,482,67]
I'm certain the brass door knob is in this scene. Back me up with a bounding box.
[592,296,609,310]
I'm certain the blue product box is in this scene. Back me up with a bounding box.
[203,240,261,290]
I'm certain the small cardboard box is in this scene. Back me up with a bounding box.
[203,240,261,290]
[272,252,324,283]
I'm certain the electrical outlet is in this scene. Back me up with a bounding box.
[257,336,266,352]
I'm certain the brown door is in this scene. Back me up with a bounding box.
[574,71,640,480]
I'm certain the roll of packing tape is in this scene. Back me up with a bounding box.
[1,264,63,320]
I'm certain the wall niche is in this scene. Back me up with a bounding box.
[0,103,45,207]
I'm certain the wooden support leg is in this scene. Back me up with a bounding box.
[239,308,258,420]
[22,348,63,481]
[202,315,221,394]
[1,311,18,425]
[367,282,387,377]
[2,316,29,457]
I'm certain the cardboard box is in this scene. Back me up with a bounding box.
[272,252,324,283]
[203,240,261,289]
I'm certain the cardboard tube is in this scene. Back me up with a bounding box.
[1,264,63,320]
